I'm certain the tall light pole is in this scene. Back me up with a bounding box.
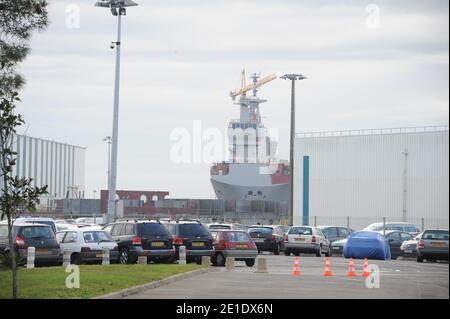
[95,0,138,223]
[103,136,112,189]
[281,74,307,226]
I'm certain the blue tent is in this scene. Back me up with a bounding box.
[343,231,391,260]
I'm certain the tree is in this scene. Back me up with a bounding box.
[0,0,49,299]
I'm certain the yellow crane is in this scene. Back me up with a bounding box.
[230,70,277,100]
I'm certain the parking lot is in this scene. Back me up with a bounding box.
[126,254,449,299]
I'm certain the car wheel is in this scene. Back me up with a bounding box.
[195,258,202,265]
[315,246,322,257]
[71,253,82,265]
[119,248,131,264]
[245,259,255,267]
[284,250,291,256]
[273,244,280,255]
[325,246,332,257]
[215,253,226,267]
[417,255,423,263]
[294,251,300,257]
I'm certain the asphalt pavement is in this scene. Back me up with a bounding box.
[125,253,449,299]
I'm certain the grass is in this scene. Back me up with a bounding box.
[0,263,205,299]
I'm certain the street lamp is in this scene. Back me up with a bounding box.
[95,0,138,223]
[280,74,307,226]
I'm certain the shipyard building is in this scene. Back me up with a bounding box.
[293,126,449,230]
[0,134,86,200]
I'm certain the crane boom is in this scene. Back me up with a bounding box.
[230,71,277,99]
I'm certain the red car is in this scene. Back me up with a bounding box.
[210,230,258,267]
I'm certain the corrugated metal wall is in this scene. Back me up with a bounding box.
[8,134,86,199]
[293,127,449,230]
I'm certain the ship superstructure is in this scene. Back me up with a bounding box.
[210,71,290,202]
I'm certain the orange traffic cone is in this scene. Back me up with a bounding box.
[347,258,357,277]
[361,258,370,277]
[322,257,334,276]
[292,257,301,276]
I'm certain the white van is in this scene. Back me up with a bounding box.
[363,222,420,234]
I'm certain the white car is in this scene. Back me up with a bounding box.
[75,217,105,225]
[363,222,420,234]
[56,227,119,264]
[284,226,331,257]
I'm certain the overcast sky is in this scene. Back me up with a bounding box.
[15,0,449,199]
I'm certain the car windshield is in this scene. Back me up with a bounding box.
[422,231,449,240]
[179,224,210,237]
[20,226,54,239]
[248,228,272,234]
[209,225,231,230]
[83,231,113,243]
[288,227,313,235]
[137,223,172,237]
[225,231,251,242]
[25,221,56,233]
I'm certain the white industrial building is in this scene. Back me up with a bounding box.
[0,134,86,199]
[293,126,449,230]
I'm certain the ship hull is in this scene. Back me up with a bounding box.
[210,163,288,202]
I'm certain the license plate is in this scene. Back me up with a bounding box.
[332,247,340,250]
[192,242,205,247]
[151,242,165,247]
[37,249,51,255]
[404,250,412,254]
[96,253,103,258]
[253,238,264,243]
[431,242,446,247]
[236,244,248,249]
[294,238,305,242]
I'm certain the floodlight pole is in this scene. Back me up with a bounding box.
[281,74,307,226]
[106,10,122,224]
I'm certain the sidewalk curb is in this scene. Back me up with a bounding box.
[93,267,219,299]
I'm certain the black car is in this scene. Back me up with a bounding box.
[379,230,414,259]
[317,226,353,243]
[247,225,285,255]
[0,222,60,266]
[161,219,214,264]
[104,219,175,264]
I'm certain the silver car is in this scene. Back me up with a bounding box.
[417,229,449,263]
[284,226,331,257]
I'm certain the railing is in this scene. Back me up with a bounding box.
[296,125,449,139]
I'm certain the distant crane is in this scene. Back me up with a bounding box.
[230,70,277,100]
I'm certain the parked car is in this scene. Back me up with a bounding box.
[416,229,449,263]
[14,217,57,234]
[378,230,414,259]
[317,226,353,243]
[247,225,285,255]
[208,223,244,231]
[56,227,119,264]
[344,231,391,260]
[330,238,348,255]
[0,222,60,266]
[75,217,105,226]
[104,219,175,264]
[363,222,420,235]
[284,226,331,257]
[210,230,258,267]
[400,232,423,258]
[161,219,214,264]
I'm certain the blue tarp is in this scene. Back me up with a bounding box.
[343,231,391,260]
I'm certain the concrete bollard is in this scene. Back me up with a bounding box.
[179,246,186,265]
[201,256,211,266]
[102,248,110,265]
[225,257,235,271]
[137,256,147,264]
[255,257,268,273]
[26,247,35,269]
[63,250,71,267]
